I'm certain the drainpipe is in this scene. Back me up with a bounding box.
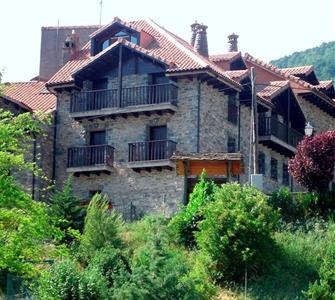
[237,95,241,183]
[32,133,37,200]
[197,79,201,153]
[52,98,58,183]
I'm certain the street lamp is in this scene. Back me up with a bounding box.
[304,122,314,137]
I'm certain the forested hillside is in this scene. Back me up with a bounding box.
[270,41,335,82]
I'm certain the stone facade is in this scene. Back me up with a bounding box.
[55,76,210,216]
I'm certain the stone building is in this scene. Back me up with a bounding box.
[2,18,335,218]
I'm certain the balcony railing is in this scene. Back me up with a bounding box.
[68,145,114,168]
[258,117,304,148]
[70,83,178,113]
[128,140,177,162]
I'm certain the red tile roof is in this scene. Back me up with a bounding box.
[257,81,289,100]
[209,52,241,62]
[244,53,313,89]
[223,70,249,82]
[3,81,56,112]
[314,80,333,90]
[47,18,241,90]
[281,66,314,76]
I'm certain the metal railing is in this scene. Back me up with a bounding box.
[128,139,177,162]
[258,117,304,148]
[67,145,114,168]
[70,83,178,113]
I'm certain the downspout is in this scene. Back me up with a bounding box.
[196,79,201,153]
[237,96,241,183]
[32,133,37,200]
[52,99,58,183]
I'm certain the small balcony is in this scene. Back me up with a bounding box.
[70,83,178,120]
[128,139,177,171]
[67,145,114,175]
[258,117,304,156]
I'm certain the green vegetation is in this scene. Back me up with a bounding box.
[0,110,63,279]
[50,175,86,243]
[270,41,335,82]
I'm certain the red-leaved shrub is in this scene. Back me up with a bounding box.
[288,131,335,192]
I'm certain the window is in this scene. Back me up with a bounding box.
[282,164,289,186]
[227,136,236,153]
[258,152,266,175]
[271,158,278,180]
[228,94,238,124]
[90,131,106,145]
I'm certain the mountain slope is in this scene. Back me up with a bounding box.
[270,41,335,82]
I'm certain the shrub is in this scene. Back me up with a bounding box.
[86,246,131,288]
[170,171,217,247]
[196,183,279,282]
[50,175,86,243]
[36,260,81,299]
[79,194,124,262]
[305,225,335,299]
[289,131,335,192]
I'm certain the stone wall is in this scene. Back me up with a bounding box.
[199,82,238,152]
[297,95,335,133]
[55,76,201,216]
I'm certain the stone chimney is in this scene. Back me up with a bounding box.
[228,33,239,52]
[190,21,199,47]
[194,24,208,57]
[62,30,80,65]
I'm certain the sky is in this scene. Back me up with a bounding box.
[0,0,334,82]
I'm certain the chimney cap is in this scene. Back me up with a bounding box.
[228,33,239,52]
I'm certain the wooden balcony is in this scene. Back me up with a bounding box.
[70,83,178,121]
[258,117,304,156]
[128,139,177,171]
[67,145,114,176]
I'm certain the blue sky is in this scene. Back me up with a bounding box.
[1,0,334,82]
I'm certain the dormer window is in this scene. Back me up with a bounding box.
[91,23,140,56]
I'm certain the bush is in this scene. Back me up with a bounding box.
[305,225,335,299]
[79,194,124,262]
[289,131,335,192]
[268,187,312,221]
[50,175,86,243]
[170,171,217,247]
[196,183,279,282]
[36,260,81,299]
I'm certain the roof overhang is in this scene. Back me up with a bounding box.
[171,152,244,177]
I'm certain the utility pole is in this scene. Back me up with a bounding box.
[251,67,258,175]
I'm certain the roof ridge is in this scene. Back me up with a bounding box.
[146,19,207,68]
[244,53,312,89]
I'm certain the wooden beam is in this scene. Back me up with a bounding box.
[117,46,123,107]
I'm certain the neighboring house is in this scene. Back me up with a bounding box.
[2,17,335,217]
[1,25,100,199]
[0,81,56,200]
[44,17,335,217]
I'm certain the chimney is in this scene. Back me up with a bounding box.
[62,30,80,66]
[194,24,208,57]
[228,33,239,52]
[190,21,199,47]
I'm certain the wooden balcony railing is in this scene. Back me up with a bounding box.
[128,140,177,162]
[67,145,114,168]
[70,83,178,113]
[258,117,304,148]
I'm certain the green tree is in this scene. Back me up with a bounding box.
[79,194,124,262]
[169,170,217,248]
[0,110,63,278]
[50,175,85,243]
